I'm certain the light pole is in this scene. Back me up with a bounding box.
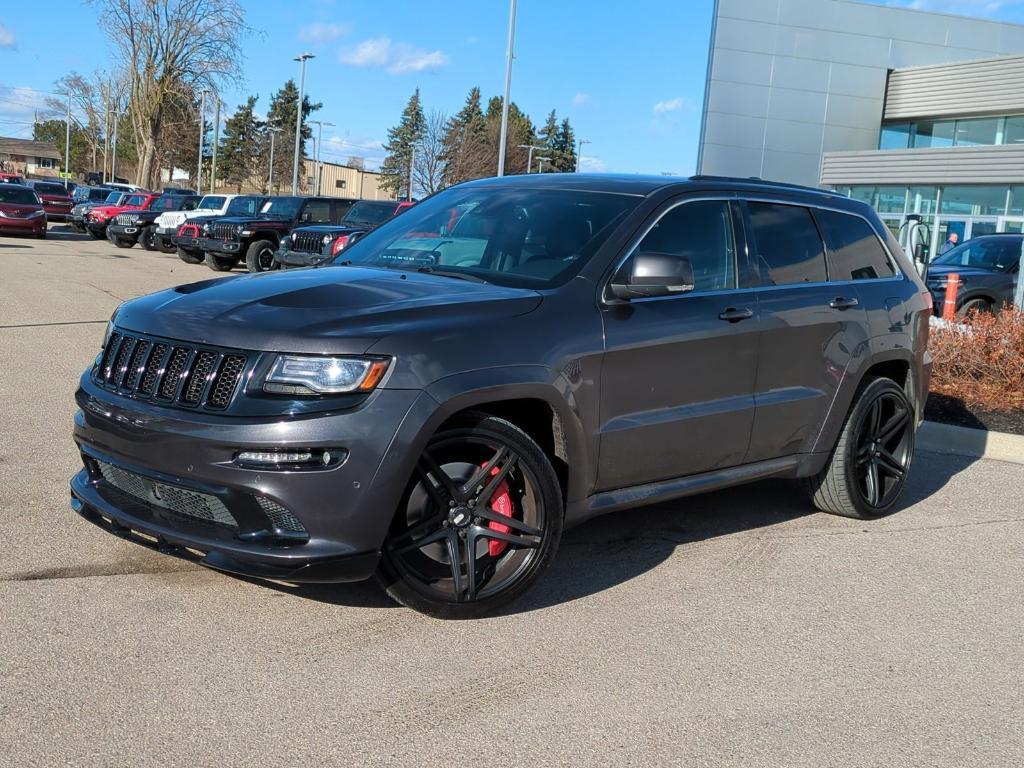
[309,119,334,196]
[536,156,551,173]
[62,90,71,189]
[496,0,517,177]
[267,126,282,191]
[517,143,544,174]
[292,53,315,195]
[209,94,220,194]
[408,144,416,201]
[102,85,110,183]
[110,110,119,181]
[576,138,591,172]
[196,89,208,191]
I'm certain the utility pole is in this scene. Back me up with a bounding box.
[292,53,315,195]
[210,95,220,194]
[63,90,71,190]
[110,110,118,181]
[496,0,517,177]
[267,126,281,192]
[576,138,591,172]
[408,144,415,200]
[196,89,207,191]
[309,120,334,196]
[517,143,544,174]
[102,85,110,183]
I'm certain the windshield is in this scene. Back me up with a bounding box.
[227,195,265,216]
[259,197,303,218]
[342,201,397,227]
[932,237,1022,272]
[103,192,124,204]
[331,186,642,288]
[152,195,181,211]
[124,194,148,208]
[196,195,226,210]
[33,182,68,196]
[0,187,39,205]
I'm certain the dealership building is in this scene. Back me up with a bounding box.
[697,0,1024,254]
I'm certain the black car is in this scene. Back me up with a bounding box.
[70,174,931,618]
[107,194,201,250]
[926,234,1022,317]
[197,196,357,273]
[171,196,268,264]
[274,199,412,268]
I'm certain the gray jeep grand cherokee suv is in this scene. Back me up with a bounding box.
[70,174,932,617]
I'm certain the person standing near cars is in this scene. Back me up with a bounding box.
[940,231,960,254]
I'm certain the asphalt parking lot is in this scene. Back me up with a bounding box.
[1,225,1023,767]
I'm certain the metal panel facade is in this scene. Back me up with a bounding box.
[884,56,1024,120]
[820,145,1024,185]
[698,0,1024,186]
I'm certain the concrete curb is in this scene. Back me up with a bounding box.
[918,420,1024,465]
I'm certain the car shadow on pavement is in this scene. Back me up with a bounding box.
[238,449,978,614]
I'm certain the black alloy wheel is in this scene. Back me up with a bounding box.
[806,377,915,519]
[140,226,158,251]
[378,414,563,618]
[245,239,277,273]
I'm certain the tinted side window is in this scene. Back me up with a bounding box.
[816,209,896,280]
[747,202,827,285]
[330,200,354,223]
[301,200,331,223]
[621,200,736,292]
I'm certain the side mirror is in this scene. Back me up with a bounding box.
[609,251,695,301]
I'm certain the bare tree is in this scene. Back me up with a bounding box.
[91,0,248,188]
[414,110,447,197]
[45,72,108,172]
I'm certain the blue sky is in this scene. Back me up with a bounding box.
[2,0,1024,174]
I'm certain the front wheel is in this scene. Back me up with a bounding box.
[177,247,204,264]
[377,414,564,618]
[139,226,158,251]
[87,229,103,240]
[245,238,277,273]
[805,377,915,519]
[204,252,239,272]
[112,235,134,249]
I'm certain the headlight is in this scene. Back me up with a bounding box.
[28,209,46,218]
[264,355,391,395]
[235,224,244,233]
[280,235,291,248]
[322,234,333,245]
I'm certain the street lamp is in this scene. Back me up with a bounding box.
[535,156,552,173]
[109,109,119,181]
[309,119,334,196]
[517,143,545,174]
[267,126,282,191]
[292,53,315,195]
[496,0,517,177]
[59,90,71,190]
[576,138,591,173]
[196,89,209,191]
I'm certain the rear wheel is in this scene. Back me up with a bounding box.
[956,298,991,319]
[204,252,239,272]
[805,377,915,519]
[176,247,204,264]
[245,238,277,273]
[139,226,158,251]
[377,414,563,619]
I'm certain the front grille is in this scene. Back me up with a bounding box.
[178,223,199,238]
[94,330,247,412]
[256,497,307,533]
[292,231,326,254]
[211,222,238,241]
[96,460,238,528]
[115,213,140,226]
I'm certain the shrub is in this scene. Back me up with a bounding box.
[929,305,1024,410]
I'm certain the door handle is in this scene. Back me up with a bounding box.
[829,297,860,310]
[718,307,754,323]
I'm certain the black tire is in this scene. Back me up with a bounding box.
[245,238,278,273]
[139,226,158,251]
[377,413,564,619]
[176,247,204,265]
[36,229,47,240]
[805,377,915,519]
[112,236,134,249]
[157,236,177,254]
[204,252,239,272]
[87,229,103,240]
[956,298,991,319]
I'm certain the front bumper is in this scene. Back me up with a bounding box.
[172,234,202,251]
[0,215,46,234]
[86,219,109,234]
[71,377,432,584]
[108,223,141,241]
[44,209,71,221]
[274,248,328,269]
[198,237,242,255]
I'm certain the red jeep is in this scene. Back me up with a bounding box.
[85,191,157,240]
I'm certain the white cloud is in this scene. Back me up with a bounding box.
[572,92,590,107]
[339,37,449,74]
[0,25,15,49]
[577,155,606,172]
[0,86,55,138]
[298,22,351,44]
[653,97,687,115]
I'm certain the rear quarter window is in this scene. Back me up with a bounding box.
[746,202,827,285]
[815,209,896,280]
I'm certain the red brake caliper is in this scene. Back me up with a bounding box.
[481,464,514,557]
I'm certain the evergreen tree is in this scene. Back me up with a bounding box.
[440,87,489,186]
[218,96,264,191]
[265,79,321,193]
[380,88,426,199]
[483,96,535,175]
[537,110,560,172]
[33,119,90,176]
[554,117,577,172]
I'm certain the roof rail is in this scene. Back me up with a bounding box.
[688,174,835,196]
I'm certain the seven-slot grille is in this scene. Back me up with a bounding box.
[96,331,246,411]
[114,212,140,226]
[211,222,238,241]
[292,230,327,254]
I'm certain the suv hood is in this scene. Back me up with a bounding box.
[115,266,543,354]
[213,215,289,227]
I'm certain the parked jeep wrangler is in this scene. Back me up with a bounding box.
[197,196,356,272]
[168,195,267,262]
[107,194,201,249]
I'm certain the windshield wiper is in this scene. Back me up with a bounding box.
[416,266,489,284]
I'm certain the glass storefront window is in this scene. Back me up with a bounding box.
[849,186,877,207]
[1007,186,1024,216]
[879,124,911,150]
[909,187,938,215]
[875,186,907,214]
[939,186,1007,216]
[913,120,956,148]
[1004,117,1024,145]
[953,118,1000,147]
